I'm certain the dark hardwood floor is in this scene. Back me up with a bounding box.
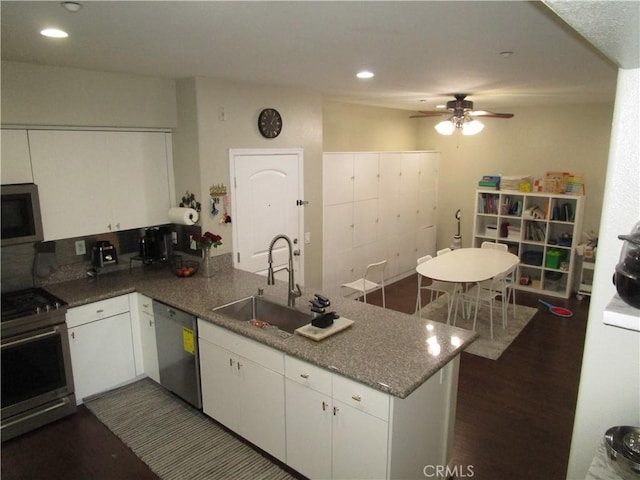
[1,275,588,480]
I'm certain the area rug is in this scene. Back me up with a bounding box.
[84,379,295,480]
[418,298,538,360]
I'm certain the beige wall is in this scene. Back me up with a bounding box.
[323,101,419,152]
[172,77,324,288]
[1,61,177,128]
[417,103,613,250]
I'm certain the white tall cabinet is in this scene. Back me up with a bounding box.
[323,151,439,294]
[1,129,33,184]
[28,130,174,240]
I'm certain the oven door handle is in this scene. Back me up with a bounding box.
[1,327,60,349]
[1,397,71,430]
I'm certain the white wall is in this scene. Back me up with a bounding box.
[566,68,640,478]
[172,77,324,288]
[1,61,177,128]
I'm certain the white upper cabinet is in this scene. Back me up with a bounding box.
[1,129,33,184]
[353,152,379,201]
[29,130,173,240]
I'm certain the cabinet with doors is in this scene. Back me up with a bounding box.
[130,293,160,383]
[1,129,33,184]
[28,129,174,241]
[197,320,286,462]
[323,151,439,295]
[66,295,137,404]
[473,189,585,298]
[284,354,459,480]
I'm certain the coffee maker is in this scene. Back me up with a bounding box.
[139,227,172,263]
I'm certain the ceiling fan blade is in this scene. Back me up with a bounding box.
[411,111,449,118]
[470,110,514,118]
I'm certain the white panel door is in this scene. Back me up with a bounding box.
[353,199,379,247]
[285,379,332,479]
[353,152,379,201]
[323,153,354,206]
[231,149,303,281]
[332,400,389,480]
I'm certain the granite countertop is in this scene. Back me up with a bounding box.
[45,265,477,399]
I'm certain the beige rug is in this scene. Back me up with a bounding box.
[418,297,538,360]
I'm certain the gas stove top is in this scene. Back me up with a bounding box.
[1,287,68,336]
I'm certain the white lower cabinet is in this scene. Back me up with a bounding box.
[66,295,137,404]
[197,320,459,480]
[285,356,389,480]
[198,320,286,462]
[132,293,160,383]
[285,354,459,480]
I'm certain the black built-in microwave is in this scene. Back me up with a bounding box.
[1,183,45,246]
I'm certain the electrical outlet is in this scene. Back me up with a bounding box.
[75,240,86,256]
[304,232,311,244]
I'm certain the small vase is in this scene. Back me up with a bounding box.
[202,247,215,277]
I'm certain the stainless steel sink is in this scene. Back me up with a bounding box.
[212,295,311,334]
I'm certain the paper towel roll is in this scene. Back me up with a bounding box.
[168,207,199,225]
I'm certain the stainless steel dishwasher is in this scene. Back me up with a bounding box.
[152,300,202,409]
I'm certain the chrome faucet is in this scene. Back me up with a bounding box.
[267,234,302,307]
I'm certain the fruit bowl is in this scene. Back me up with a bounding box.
[172,259,199,278]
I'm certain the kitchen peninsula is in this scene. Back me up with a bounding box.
[45,263,477,479]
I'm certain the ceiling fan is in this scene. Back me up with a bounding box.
[411,94,514,135]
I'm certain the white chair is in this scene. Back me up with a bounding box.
[480,241,517,318]
[341,260,387,308]
[456,269,510,339]
[437,247,452,256]
[415,255,460,324]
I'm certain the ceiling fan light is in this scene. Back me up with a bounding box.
[435,120,455,135]
[462,119,484,135]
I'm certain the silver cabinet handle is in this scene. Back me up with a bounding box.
[322,401,328,411]
[352,394,362,402]
[333,406,339,416]
[229,358,234,367]
[300,373,309,379]
[96,309,104,314]
[237,362,242,370]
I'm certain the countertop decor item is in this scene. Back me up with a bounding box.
[194,232,222,277]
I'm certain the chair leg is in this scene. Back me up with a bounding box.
[381,285,386,309]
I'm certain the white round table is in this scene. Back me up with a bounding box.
[416,247,519,283]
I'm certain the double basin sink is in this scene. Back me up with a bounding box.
[212,295,311,335]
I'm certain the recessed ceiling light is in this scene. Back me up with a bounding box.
[356,71,374,79]
[41,28,68,38]
[61,2,82,13]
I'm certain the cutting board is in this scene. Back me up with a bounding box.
[295,317,354,341]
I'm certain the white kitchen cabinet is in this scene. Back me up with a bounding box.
[131,293,160,383]
[285,354,459,480]
[198,320,286,462]
[323,151,439,294]
[28,129,173,240]
[66,295,136,404]
[1,129,33,184]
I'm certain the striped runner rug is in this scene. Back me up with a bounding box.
[84,378,296,480]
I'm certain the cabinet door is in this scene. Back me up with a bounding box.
[68,312,136,403]
[109,131,171,230]
[285,379,332,479]
[1,129,33,184]
[323,153,354,206]
[332,399,389,480]
[30,130,113,240]
[199,339,239,432]
[236,357,286,461]
[137,294,160,383]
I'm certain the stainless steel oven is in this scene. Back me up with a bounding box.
[1,288,76,441]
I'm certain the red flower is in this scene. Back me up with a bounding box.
[194,232,222,249]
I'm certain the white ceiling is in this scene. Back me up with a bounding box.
[1,1,635,113]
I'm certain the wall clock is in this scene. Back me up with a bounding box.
[258,108,283,138]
